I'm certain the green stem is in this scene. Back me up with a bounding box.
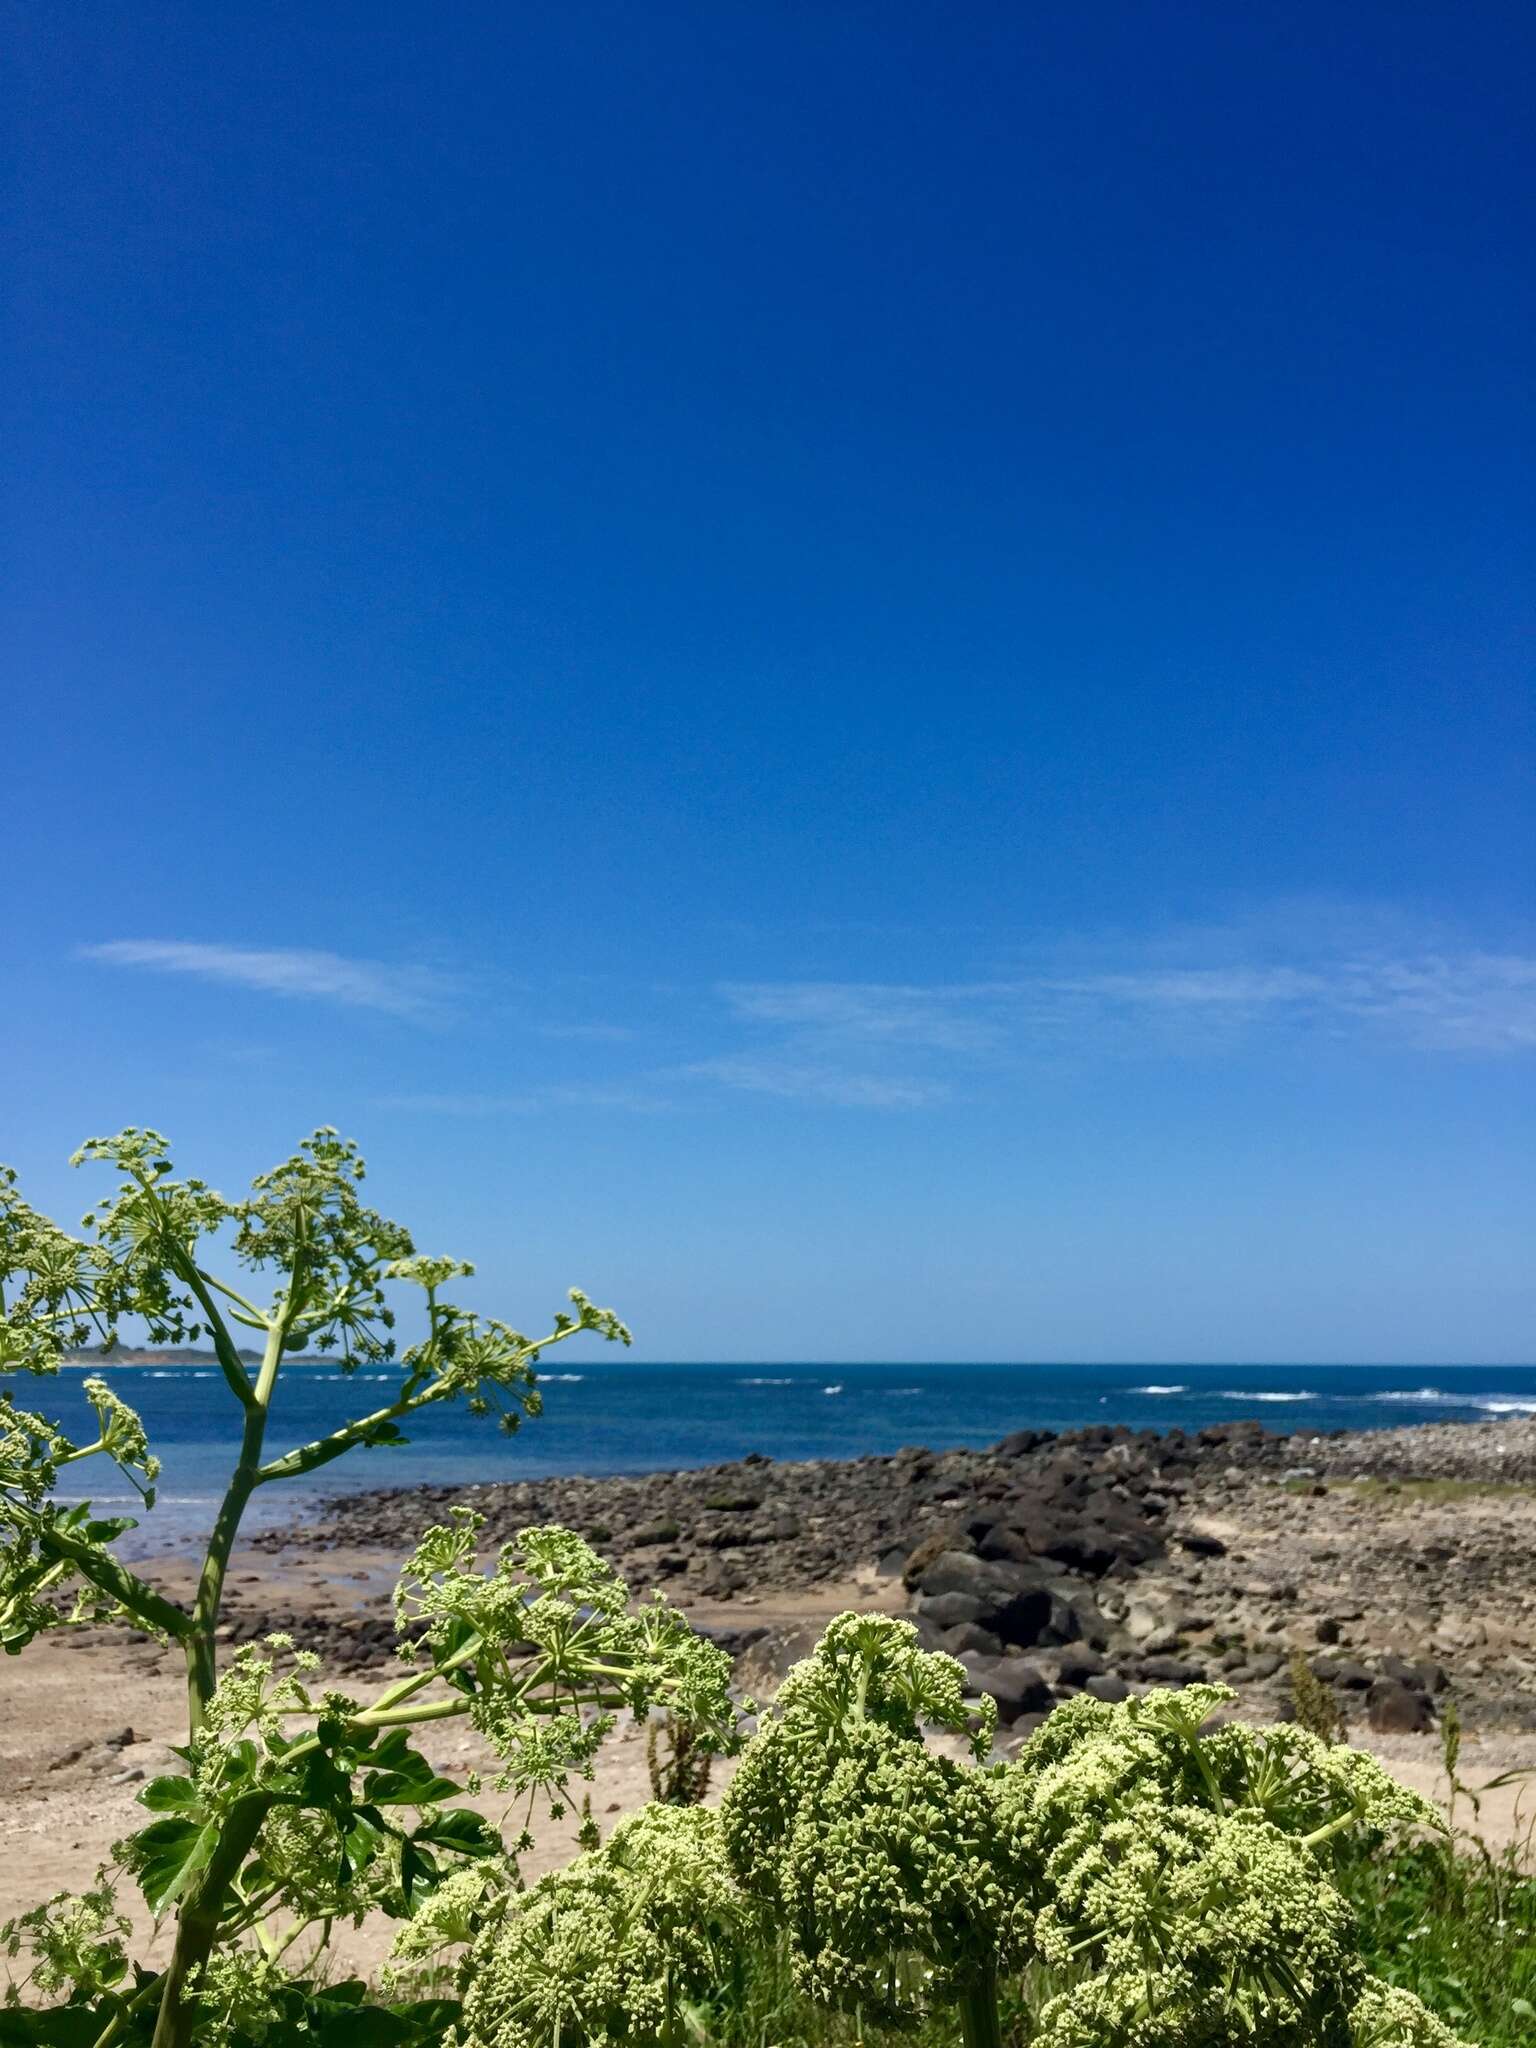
[253,1383,444,1484]
[1301,1805,1360,1852]
[958,1962,1004,2048]
[184,1276,305,1724]
[192,1268,271,1331]
[253,1314,585,1485]
[132,1173,256,1411]
[56,1437,107,1466]
[152,1255,310,2047]
[149,1794,273,2048]
[90,1972,164,2048]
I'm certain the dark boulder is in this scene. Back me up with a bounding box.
[1057,1645,1107,1686]
[1137,1656,1207,1684]
[1367,1678,1435,1734]
[1314,1657,1372,1692]
[974,1524,1034,1565]
[1379,1654,1448,1695]
[914,1591,988,1630]
[1085,1672,1132,1704]
[994,1429,1055,1458]
[914,1550,1028,1602]
[959,1653,1054,1722]
[942,1622,1006,1658]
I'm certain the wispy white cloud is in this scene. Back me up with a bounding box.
[80,940,453,1017]
[719,981,1007,1053]
[687,1057,951,1109]
[708,926,1536,1098]
[379,1082,671,1115]
[1040,951,1536,1052]
[533,1021,637,1043]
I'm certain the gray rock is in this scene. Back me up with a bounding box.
[1367,1678,1435,1734]
[961,1654,1054,1722]
[1314,1657,1372,1691]
[1137,1656,1207,1684]
[915,1591,988,1629]
[943,1622,1006,1658]
[1057,1645,1106,1686]
[1085,1672,1132,1703]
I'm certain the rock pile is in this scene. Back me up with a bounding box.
[218,1412,1536,1734]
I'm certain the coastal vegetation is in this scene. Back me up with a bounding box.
[1,1132,1527,2044]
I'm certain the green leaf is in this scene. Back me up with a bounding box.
[0,2008,115,2047]
[360,1732,461,1807]
[137,1775,204,1813]
[363,1764,462,1806]
[260,1987,458,2047]
[411,1807,500,1856]
[128,1815,219,1912]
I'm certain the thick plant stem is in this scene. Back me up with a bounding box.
[148,1796,271,2048]
[160,1285,300,2044]
[958,1963,1004,2048]
[183,1312,292,1729]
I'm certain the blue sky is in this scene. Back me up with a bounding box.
[5,3,1532,1363]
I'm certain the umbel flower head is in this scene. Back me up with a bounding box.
[720,1613,1020,2027]
[778,1721,1035,2026]
[455,1803,743,2048]
[999,1684,1465,2048]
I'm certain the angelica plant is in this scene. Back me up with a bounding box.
[720,1615,1026,2048]
[453,1803,745,2048]
[1001,1683,1468,2048]
[0,1129,733,2048]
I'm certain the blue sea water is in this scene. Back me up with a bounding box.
[26,1359,1536,1556]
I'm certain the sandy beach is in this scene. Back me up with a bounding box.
[5,1413,1535,1979]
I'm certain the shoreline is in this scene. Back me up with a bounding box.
[5,1410,1535,1962]
[128,1411,1536,1729]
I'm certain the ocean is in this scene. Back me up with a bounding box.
[29,1359,1536,1557]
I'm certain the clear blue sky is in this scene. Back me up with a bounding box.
[5,3,1532,1363]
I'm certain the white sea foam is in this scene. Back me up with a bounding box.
[1133,1384,1188,1395]
[1221,1390,1316,1403]
[739,1376,794,1385]
[1373,1389,1535,1416]
[823,1383,844,1395]
[541,1373,584,1382]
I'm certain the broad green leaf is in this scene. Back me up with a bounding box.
[361,1732,460,1806]
[137,1775,204,1813]
[128,1815,219,1912]
[0,2007,112,2047]
[411,1807,499,1855]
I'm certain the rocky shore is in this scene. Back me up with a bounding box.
[232,1413,1536,1740]
[16,1413,1536,1944]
